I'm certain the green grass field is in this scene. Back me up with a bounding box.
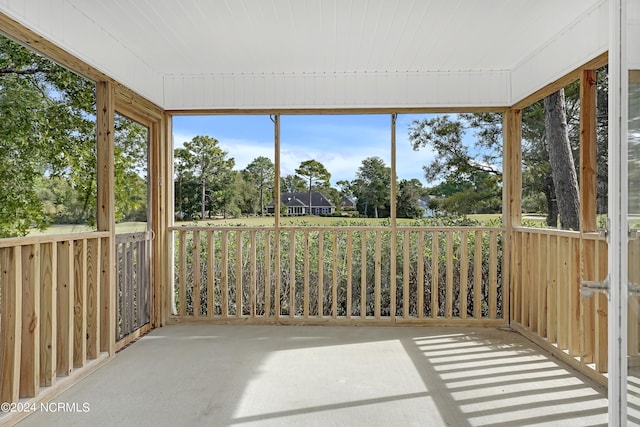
[176,213,504,228]
[27,214,555,236]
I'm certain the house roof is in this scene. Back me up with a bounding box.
[0,0,608,111]
[268,192,335,208]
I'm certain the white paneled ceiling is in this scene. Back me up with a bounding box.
[0,0,608,110]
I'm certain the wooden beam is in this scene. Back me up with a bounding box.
[1,247,23,404]
[115,86,163,122]
[97,81,116,356]
[0,12,163,115]
[167,106,508,116]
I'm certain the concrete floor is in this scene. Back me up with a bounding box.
[17,325,608,427]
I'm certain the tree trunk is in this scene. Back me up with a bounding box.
[201,178,206,220]
[544,176,558,227]
[544,89,580,230]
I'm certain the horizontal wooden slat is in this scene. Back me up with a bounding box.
[0,231,110,248]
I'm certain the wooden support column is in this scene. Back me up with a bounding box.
[579,69,598,364]
[162,112,173,323]
[273,114,281,318]
[150,113,171,326]
[97,81,116,356]
[503,109,522,323]
[390,113,397,319]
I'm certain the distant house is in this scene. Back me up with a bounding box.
[419,195,437,218]
[267,192,336,216]
[340,196,356,209]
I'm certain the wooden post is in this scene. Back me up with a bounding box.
[161,113,173,324]
[193,231,201,317]
[56,240,74,376]
[318,231,324,317]
[86,238,100,359]
[346,230,353,318]
[208,231,216,316]
[390,114,397,319]
[40,242,57,387]
[273,114,281,318]
[1,247,22,404]
[97,81,116,356]
[73,239,87,368]
[503,109,522,324]
[579,69,598,363]
[433,232,440,318]
[459,232,468,319]
[360,232,366,318]
[236,230,243,317]
[20,244,40,398]
[417,231,425,318]
[446,231,454,318]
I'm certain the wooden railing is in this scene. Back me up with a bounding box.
[170,226,504,325]
[0,232,110,406]
[511,227,608,382]
[116,231,152,345]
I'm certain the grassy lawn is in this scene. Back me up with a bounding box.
[28,214,554,235]
[177,214,504,227]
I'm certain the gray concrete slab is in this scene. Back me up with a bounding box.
[17,325,607,427]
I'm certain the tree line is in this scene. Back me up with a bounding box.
[1,30,607,237]
[173,137,428,221]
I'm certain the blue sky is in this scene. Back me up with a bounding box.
[172,114,443,187]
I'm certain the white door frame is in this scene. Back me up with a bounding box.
[608,0,630,424]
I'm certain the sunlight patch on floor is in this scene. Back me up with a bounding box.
[233,339,438,425]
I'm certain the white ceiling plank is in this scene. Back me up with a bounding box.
[0,0,607,110]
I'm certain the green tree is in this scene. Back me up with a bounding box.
[113,114,148,223]
[295,159,331,215]
[243,156,274,215]
[409,114,502,183]
[0,36,97,237]
[235,172,258,215]
[1,35,150,236]
[336,180,353,198]
[281,174,307,193]
[173,136,235,220]
[396,179,424,218]
[353,157,391,218]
